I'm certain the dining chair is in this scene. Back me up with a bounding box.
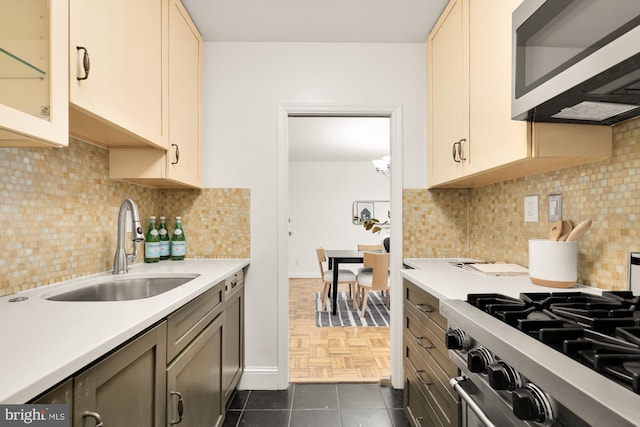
[355,251,390,318]
[316,247,357,311]
[357,244,383,251]
[357,244,382,271]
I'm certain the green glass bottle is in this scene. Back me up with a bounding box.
[171,216,186,261]
[158,216,170,260]
[144,216,160,263]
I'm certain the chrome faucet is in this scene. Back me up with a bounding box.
[113,199,145,274]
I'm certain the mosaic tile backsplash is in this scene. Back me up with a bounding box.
[2,115,638,295]
[162,188,250,259]
[0,138,250,296]
[404,116,640,291]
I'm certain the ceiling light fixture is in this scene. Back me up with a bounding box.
[372,155,390,177]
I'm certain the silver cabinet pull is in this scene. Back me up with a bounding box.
[82,411,103,427]
[416,303,433,314]
[170,391,184,425]
[171,144,180,165]
[416,336,434,350]
[452,141,460,163]
[416,370,432,386]
[76,46,90,80]
[452,138,467,163]
[458,138,467,161]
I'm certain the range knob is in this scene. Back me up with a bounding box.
[512,384,554,426]
[445,328,470,351]
[467,347,493,374]
[487,361,522,390]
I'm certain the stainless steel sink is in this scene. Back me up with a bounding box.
[46,275,200,301]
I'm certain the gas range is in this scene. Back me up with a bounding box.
[440,291,640,426]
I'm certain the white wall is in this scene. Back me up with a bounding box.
[201,42,427,389]
[288,161,390,277]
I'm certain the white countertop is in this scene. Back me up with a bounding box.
[0,258,250,403]
[402,258,602,301]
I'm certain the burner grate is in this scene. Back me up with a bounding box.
[467,291,640,394]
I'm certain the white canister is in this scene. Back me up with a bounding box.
[528,239,578,288]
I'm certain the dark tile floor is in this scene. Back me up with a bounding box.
[222,383,410,427]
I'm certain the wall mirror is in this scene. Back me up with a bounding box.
[352,200,390,225]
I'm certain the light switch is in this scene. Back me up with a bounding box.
[524,195,539,223]
[548,194,562,222]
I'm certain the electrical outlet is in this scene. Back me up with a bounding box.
[548,194,562,221]
[524,195,539,222]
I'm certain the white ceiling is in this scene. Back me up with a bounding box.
[179,0,448,162]
[288,117,390,162]
[180,0,448,43]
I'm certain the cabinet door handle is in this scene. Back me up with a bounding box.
[458,138,467,161]
[171,144,180,165]
[170,391,184,425]
[452,139,467,163]
[82,411,104,427]
[76,46,90,81]
[452,141,460,163]
[416,370,432,386]
[416,336,434,350]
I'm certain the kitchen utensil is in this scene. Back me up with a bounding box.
[565,219,593,242]
[549,220,562,241]
[558,220,573,241]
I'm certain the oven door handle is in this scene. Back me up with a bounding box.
[450,376,497,427]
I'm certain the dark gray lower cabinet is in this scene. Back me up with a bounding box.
[33,378,73,407]
[403,279,460,427]
[29,268,246,427]
[73,322,167,427]
[167,315,223,427]
[166,281,225,427]
[222,283,243,408]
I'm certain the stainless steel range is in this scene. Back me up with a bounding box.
[440,291,640,426]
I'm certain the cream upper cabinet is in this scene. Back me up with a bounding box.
[427,0,468,185]
[108,0,202,189]
[0,0,68,147]
[166,0,202,187]
[68,0,168,149]
[427,0,612,188]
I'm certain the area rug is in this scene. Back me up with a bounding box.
[315,291,390,327]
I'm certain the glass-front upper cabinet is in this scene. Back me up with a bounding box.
[0,0,68,147]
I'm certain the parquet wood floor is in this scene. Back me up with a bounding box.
[288,278,391,383]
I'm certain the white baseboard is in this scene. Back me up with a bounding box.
[288,273,318,279]
[237,366,284,390]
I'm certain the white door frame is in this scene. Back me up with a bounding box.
[276,103,404,389]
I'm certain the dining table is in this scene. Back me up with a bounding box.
[325,249,382,315]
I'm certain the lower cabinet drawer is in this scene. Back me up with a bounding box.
[405,367,446,427]
[405,303,457,377]
[404,279,448,331]
[405,339,460,427]
[167,281,225,361]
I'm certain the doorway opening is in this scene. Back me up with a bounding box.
[288,116,390,382]
[276,104,404,389]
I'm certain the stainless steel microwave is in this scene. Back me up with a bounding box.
[512,0,640,125]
